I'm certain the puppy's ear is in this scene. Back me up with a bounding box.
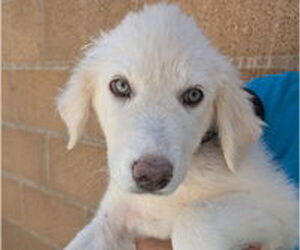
[215,71,263,172]
[57,63,95,150]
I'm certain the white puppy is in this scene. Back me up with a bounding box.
[57,3,298,250]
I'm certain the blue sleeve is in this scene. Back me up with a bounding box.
[245,72,299,185]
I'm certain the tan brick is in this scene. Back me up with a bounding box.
[2,0,43,64]
[3,0,297,64]
[23,185,86,247]
[178,0,298,57]
[43,0,91,62]
[84,109,104,140]
[2,70,66,131]
[43,0,298,61]
[136,238,172,250]
[3,127,45,183]
[2,219,56,250]
[3,70,105,139]
[2,177,22,222]
[49,137,107,207]
[43,0,137,61]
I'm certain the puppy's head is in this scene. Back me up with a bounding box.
[57,4,262,195]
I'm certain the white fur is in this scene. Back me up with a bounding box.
[57,3,298,250]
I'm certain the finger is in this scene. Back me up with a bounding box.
[136,238,172,250]
[247,244,261,250]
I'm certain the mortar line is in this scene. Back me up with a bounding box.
[38,0,46,64]
[19,181,25,226]
[2,55,298,71]
[2,63,72,71]
[43,133,50,185]
[229,55,298,70]
[2,121,107,148]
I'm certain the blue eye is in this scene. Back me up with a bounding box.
[181,88,204,106]
[109,78,131,98]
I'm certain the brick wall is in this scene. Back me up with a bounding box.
[2,0,298,249]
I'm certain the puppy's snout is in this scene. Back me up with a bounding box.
[132,155,173,192]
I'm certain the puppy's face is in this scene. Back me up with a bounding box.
[57,4,262,195]
[93,55,215,194]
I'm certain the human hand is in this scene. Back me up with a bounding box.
[136,238,261,250]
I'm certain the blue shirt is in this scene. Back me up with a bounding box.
[245,72,299,185]
[245,72,299,249]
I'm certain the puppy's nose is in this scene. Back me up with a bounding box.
[132,155,173,192]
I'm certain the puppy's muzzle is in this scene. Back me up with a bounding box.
[132,155,173,192]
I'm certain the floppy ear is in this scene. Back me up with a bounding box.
[57,64,95,150]
[215,73,263,172]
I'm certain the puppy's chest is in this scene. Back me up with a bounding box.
[125,185,211,239]
[126,197,183,239]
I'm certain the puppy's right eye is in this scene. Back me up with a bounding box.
[109,78,132,98]
[181,87,204,107]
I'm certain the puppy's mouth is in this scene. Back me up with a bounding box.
[129,187,166,195]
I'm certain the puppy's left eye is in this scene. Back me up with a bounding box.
[109,78,132,98]
[181,87,204,106]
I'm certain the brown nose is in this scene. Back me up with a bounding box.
[132,155,173,192]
